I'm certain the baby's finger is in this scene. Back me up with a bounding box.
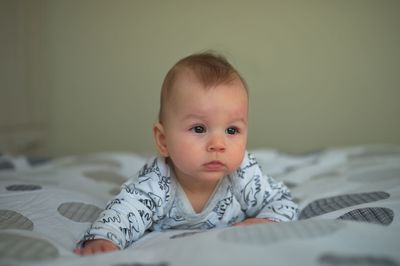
[233,222,244,226]
[102,244,118,253]
[73,247,82,255]
[81,245,97,256]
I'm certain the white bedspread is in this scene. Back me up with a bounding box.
[1,144,400,266]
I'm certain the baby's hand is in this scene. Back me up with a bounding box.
[233,218,276,226]
[74,239,119,256]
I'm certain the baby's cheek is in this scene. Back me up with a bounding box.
[172,147,199,169]
[233,146,246,166]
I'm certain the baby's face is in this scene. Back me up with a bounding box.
[161,74,248,185]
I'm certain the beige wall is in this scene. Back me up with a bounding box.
[0,0,49,155]
[2,0,400,156]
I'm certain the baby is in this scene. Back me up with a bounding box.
[75,52,298,255]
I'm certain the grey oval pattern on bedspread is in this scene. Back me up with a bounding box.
[6,184,42,191]
[337,207,394,225]
[319,253,400,266]
[83,170,127,185]
[57,202,102,223]
[299,191,390,220]
[0,209,33,230]
[0,233,59,261]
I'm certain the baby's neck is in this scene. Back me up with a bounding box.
[170,166,221,213]
[179,179,221,214]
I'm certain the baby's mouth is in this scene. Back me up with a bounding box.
[203,161,225,171]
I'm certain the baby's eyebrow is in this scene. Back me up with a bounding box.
[182,114,248,125]
[181,114,207,121]
[231,117,248,125]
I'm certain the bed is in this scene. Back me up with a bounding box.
[1,144,400,266]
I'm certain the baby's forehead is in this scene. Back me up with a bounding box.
[167,70,247,99]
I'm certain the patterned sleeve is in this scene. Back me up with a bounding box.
[77,157,171,249]
[232,152,299,222]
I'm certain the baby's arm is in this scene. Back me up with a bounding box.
[74,239,119,256]
[235,152,299,222]
[76,158,169,253]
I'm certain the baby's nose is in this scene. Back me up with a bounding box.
[207,134,226,152]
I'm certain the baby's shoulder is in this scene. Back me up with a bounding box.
[231,151,273,193]
[116,157,174,216]
[230,152,263,181]
[124,157,172,196]
[136,157,170,182]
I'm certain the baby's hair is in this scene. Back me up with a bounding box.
[158,52,248,122]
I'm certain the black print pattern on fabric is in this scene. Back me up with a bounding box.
[106,199,122,210]
[82,232,96,242]
[267,175,282,190]
[124,184,142,195]
[178,220,216,230]
[101,214,121,224]
[168,204,185,223]
[106,232,122,247]
[244,153,258,170]
[119,227,134,245]
[235,153,258,179]
[138,209,152,224]
[148,192,163,207]
[138,159,162,182]
[261,190,272,207]
[213,193,234,220]
[127,212,141,233]
[80,152,298,249]
[242,174,262,207]
[138,159,170,199]
[271,204,297,221]
[135,190,163,212]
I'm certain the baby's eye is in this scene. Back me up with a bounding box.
[191,125,206,134]
[226,127,239,135]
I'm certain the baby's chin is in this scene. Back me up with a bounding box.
[196,171,231,182]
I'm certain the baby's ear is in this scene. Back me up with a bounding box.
[153,122,169,157]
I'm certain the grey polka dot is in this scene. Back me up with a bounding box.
[109,187,121,196]
[170,231,204,239]
[83,170,127,185]
[6,184,42,191]
[0,209,33,230]
[0,233,59,261]
[0,161,14,170]
[299,191,390,220]
[282,158,319,175]
[218,220,343,245]
[27,157,51,166]
[63,158,121,168]
[349,148,400,160]
[57,202,102,223]
[319,253,399,266]
[311,171,342,180]
[337,207,394,225]
[292,197,301,204]
[284,181,297,189]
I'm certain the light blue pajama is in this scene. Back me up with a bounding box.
[78,151,298,249]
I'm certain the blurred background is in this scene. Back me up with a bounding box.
[1,0,399,156]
